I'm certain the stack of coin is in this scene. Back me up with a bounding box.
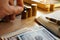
[26,6,32,17]
[21,9,28,19]
[21,4,37,19]
[31,4,37,16]
[50,4,54,11]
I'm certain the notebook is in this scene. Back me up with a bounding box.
[35,10,60,38]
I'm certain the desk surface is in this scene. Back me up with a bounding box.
[0,16,39,36]
[0,8,60,38]
[0,7,48,36]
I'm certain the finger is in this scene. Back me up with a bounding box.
[17,0,24,7]
[1,16,11,22]
[1,14,16,22]
[10,6,24,15]
[9,0,14,5]
[9,14,16,20]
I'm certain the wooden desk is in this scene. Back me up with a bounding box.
[0,8,60,39]
[0,16,39,36]
[0,7,48,37]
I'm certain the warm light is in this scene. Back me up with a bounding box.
[36,11,44,18]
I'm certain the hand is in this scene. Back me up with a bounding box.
[9,0,24,15]
[0,0,24,22]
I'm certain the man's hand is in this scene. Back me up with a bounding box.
[0,0,24,21]
[9,0,24,15]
